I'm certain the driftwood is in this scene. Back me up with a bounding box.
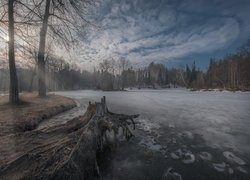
[0,96,139,180]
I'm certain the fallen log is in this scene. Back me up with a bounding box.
[0,96,139,180]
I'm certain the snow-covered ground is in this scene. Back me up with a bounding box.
[55,89,250,179]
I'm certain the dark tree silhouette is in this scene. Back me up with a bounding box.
[37,0,50,97]
[8,0,19,103]
[36,0,93,96]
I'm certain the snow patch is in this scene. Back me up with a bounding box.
[170,149,183,160]
[139,137,165,153]
[170,152,181,160]
[119,159,143,169]
[162,168,183,180]
[182,153,195,164]
[213,162,226,172]
[168,124,175,128]
[228,168,234,174]
[179,131,194,139]
[223,151,246,165]
[137,118,160,134]
[170,149,195,164]
[236,166,248,174]
[172,138,177,144]
[199,152,212,161]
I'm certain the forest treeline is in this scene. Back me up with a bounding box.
[1,0,250,104]
[1,39,250,92]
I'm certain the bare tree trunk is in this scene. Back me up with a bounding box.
[8,0,19,103]
[38,0,50,97]
[29,64,37,92]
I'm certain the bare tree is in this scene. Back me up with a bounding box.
[118,58,129,90]
[100,59,113,73]
[8,0,19,103]
[32,0,94,96]
[0,0,41,102]
[37,0,50,96]
[1,0,95,97]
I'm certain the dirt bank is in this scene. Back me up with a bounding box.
[0,93,76,134]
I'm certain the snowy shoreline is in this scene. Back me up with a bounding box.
[54,90,250,179]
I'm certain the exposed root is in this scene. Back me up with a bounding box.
[0,96,139,180]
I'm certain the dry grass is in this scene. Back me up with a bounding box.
[0,101,95,179]
[0,93,76,135]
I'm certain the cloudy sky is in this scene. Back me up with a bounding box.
[78,0,250,70]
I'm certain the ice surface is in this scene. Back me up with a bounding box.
[228,168,234,174]
[170,152,181,160]
[138,136,167,156]
[170,149,183,160]
[37,100,85,130]
[170,149,195,164]
[182,152,195,164]
[199,152,212,161]
[162,168,183,180]
[137,118,160,134]
[213,162,226,172]
[139,137,162,152]
[179,131,194,139]
[53,89,250,178]
[55,89,250,155]
[236,166,248,174]
[223,151,246,165]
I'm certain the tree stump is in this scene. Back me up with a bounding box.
[0,96,139,180]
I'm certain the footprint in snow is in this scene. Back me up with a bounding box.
[223,151,246,165]
[213,162,226,172]
[212,162,237,174]
[236,166,248,174]
[179,131,194,139]
[170,149,195,164]
[162,168,182,180]
[199,152,212,161]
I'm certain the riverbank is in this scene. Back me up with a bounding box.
[0,93,76,134]
[190,88,250,92]
[0,95,138,180]
[0,93,81,179]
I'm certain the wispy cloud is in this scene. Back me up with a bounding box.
[78,0,250,69]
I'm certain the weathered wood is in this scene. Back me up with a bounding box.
[0,97,139,180]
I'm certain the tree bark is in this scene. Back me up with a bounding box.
[29,64,37,92]
[38,0,50,97]
[8,0,19,103]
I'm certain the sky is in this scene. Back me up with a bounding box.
[1,0,249,71]
[77,0,250,70]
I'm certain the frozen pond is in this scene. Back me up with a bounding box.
[55,89,250,179]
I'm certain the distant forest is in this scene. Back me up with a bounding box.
[1,40,250,92]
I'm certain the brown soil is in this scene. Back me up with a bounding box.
[0,103,96,180]
[0,93,79,179]
[0,93,76,134]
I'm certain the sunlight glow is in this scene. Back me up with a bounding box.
[4,35,9,42]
